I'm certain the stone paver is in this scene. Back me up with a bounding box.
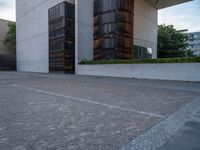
[120,96,200,150]
[160,120,200,150]
[0,72,200,150]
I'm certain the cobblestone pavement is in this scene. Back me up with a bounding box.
[159,109,200,150]
[121,96,200,150]
[0,72,200,150]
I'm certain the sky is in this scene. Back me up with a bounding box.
[158,0,200,32]
[0,0,15,21]
[0,0,199,32]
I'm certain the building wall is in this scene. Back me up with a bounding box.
[77,63,200,82]
[187,32,200,56]
[134,0,158,58]
[75,0,94,74]
[0,19,11,54]
[16,0,75,73]
[16,0,158,73]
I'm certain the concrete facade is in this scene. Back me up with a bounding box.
[16,0,158,73]
[134,0,157,58]
[77,63,200,82]
[147,0,193,9]
[0,19,13,54]
[16,0,75,73]
[16,0,191,73]
[75,0,93,73]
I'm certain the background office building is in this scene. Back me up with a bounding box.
[187,32,200,56]
[16,0,191,73]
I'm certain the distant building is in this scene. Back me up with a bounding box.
[187,32,200,56]
[0,19,15,54]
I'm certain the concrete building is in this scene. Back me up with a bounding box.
[16,0,192,73]
[0,19,14,54]
[187,32,200,56]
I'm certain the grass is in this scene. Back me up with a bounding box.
[80,57,200,65]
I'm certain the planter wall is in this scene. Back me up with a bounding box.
[77,63,200,81]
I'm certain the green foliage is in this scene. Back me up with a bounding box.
[186,50,196,57]
[157,24,192,58]
[158,50,187,58]
[3,22,16,52]
[80,57,200,65]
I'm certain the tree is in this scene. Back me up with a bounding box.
[157,24,193,58]
[3,22,16,52]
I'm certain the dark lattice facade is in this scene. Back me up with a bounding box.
[49,2,75,73]
[94,0,134,60]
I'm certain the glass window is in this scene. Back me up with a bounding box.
[133,45,152,59]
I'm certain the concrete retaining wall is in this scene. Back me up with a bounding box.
[77,63,200,82]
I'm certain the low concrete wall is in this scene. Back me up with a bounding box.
[77,63,200,81]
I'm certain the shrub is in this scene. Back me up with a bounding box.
[80,57,200,65]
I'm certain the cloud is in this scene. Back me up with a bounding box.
[0,2,7,8]
[158,0,200,32]
[0,0,6,4]
[0,0,10,7]
[0,0,15,21]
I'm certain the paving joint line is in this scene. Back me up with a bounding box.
[5,83,164,119]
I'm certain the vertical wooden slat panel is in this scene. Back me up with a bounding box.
[49,2,75,73]
[94,0,134,60]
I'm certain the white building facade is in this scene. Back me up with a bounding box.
[16,0,191,73]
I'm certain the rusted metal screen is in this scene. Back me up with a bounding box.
[49,2,75,73]
[94,0,134,60]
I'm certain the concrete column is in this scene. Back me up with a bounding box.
[134,0,158,59]
[75,0,93,74]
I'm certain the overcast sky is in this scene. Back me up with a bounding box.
[158,0,200,32]
[0,0,15,21]
[0,0,199,32]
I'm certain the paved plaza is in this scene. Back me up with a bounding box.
[0,72,200,150]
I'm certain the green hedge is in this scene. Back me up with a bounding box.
[80,57,200,65]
